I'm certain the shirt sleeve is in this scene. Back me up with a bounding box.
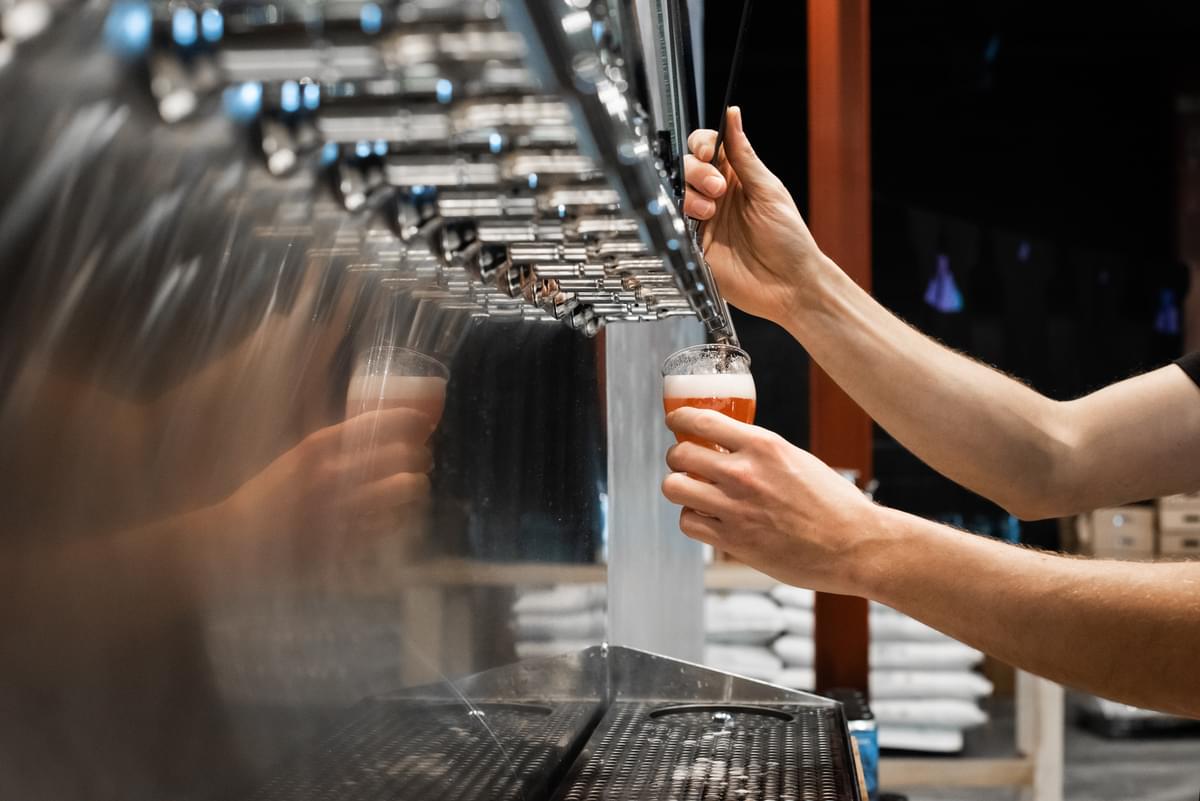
[1176,351,1200,388]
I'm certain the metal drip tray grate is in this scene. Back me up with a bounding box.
[556,702,856,801]
[242,647,862,800]
[247,699,601,801]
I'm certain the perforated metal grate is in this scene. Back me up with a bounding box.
[247,699,601,801]
[555,702,857,801]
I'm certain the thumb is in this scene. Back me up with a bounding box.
[722,106,775,189]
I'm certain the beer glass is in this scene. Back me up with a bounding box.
[344,346,448,560]
[662,343,756,451]
[346,346,449,424]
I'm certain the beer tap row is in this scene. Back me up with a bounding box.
[122,0,736,338]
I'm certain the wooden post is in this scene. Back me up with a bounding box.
[808,0,873,694]
[1016,671,1065,801]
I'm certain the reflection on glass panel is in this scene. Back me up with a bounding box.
[0,36,606,801]
[0,2,860,799]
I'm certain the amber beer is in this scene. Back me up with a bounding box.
[663,374,757,446]
[662,344,756,451]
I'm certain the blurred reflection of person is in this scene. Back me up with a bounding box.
[0,16,445,796]
[663,107,1200,717]
[0,262,439,799]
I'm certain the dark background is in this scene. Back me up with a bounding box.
[703,1,1199,543]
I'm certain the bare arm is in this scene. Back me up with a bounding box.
[662,408,1200,716]
[2,405,434,682]
[865,508,1200,717]
[684,107,1200,518]
[786,262,1200,518]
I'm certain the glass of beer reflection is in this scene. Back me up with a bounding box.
[662,343,756,451]
[346,346,449,425]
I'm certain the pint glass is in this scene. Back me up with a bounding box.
[346,346,449,424]
[662,343,756,451]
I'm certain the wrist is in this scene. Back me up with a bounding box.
[781,253,849,336]
[842,503,917,604]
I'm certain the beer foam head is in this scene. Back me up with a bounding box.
[663,372,756,400]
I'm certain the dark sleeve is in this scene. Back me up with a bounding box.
[1176,352,1200,388]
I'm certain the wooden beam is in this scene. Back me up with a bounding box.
[807,0,873,695]
[880,758,1035,789]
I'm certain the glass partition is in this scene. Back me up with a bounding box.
[0,4,864,800]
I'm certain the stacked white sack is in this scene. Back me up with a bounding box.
[512,584,606,660]
[768,588,993,752]
[870,602,993,753]
[702,591,786,682]
[767,585,816,691]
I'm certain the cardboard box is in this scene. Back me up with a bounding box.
[1159,491,1200,511]
[1159,507,1200,532]
[1078,507,1155,560]
[1160,531,1200,559]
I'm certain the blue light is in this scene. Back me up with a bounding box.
[280,80,301,113]
[436,78,453,104]
[172,8,198,47]
[1155,289,1180,336]
[104,1,152,57]
[695,282,705,292]
[302,82,320,110]
[984,34,1001,64]
[924,254,964,314]
[411,184,430,196]
[527,173,539,190]
[557,204,567,219]
[360,2,383,34]
[592,20,605,44]
[488,132,503,154]
[373,139,388,157]
[1017,240,1031,262]
[200,8,223,42]
[647,199,662,215]
[221,82,263,122]
[355,140,371,159]
[321,142,340,165]
[666,238,680,251]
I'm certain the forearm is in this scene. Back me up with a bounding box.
[1,505,226,683]
[859,507,1200,716]
[783,258,1071,518]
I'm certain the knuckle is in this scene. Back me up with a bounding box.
[724,459,754,486]
[750,429,782,455]
[401,472,431,500]
[665,444,682,471]
[675,441,702,465]
[314,460,340,488]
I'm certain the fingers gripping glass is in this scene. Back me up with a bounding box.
[662,344,756,452]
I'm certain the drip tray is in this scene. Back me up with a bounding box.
[244,646,862,801]
[554,702,851,801]
[246,699,602,801]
